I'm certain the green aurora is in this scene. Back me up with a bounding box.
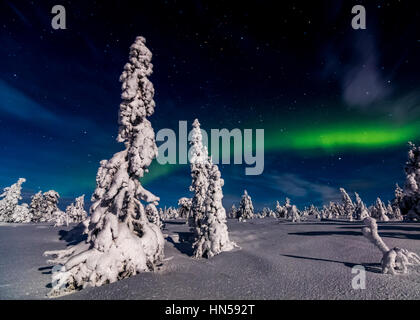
[142,118,420,184]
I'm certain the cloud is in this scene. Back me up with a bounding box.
[0,79,58,123]
[270,173,340,204]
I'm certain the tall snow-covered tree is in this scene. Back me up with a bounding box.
[400,143,420,221]
[362,217,420,274]
[188,119,210,229]
[0,178,29,223]
[188,119,235,258]
[65,195,88,224]
[44,36,165,295]
[237,190,254,221]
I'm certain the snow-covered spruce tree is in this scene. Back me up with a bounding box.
[29,191,44,222]
[44,37,164,295]
[287,204,301,222]
[340,188,355,221]
[237,190,254,221]
[53,210,69,227]
[0,178,29,223]
[177,197,192,219]
[188,119,210,229]
[192,159,236,258]
[275,201,283,218]
[354,192,370,221]
[400,143,420,221]
[362,217,420,274]
[371,197,389,222]
[65,195,88,224]
[228,204,238,219]
[188,119,236,258]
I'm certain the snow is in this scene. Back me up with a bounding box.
[1,219,419,299]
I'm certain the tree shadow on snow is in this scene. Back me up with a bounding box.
[282,254,382,274]
[164,220,187,225]
[288,231,362,237]
[289,228,420,240]
[166,231,194,257]
[58,222,87,246]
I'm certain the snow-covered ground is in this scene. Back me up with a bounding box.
[0,218,419,299]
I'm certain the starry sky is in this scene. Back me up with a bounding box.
[1,0,420,210]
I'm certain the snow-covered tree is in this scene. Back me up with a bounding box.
[53,210,69,227]
[188,119,211,228]
[177,197,192,219]
[237,190,254,221]
[399,143,420,221]
[228,204,238,219]
[192,160,236,258]
[44,36,165,295]
[275,201,284,218]
[354,192,369,220]
[65,195,87,224]
[287,204,300,222]
[29,190,63,223]
[340,188,355,221]
[362,217,420,274]
[188,119,236,258]
[0,178,30,223]
[371,198,389,222]
[11,203,32,223]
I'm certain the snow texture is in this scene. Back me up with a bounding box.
[44,36,164,296]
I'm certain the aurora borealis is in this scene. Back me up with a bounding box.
[1,1,420,209]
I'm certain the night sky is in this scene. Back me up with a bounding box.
[1,1,420,210]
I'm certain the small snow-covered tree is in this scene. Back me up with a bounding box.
[228,204,238,219]
[354,192,369,220]
[177,197,192,219]
[362,217,420,274]
[53,210,69,227]
[0,178,29,223]
[287,204,300,222]
[371,198,389,222]
[65,195,87,224]
[340,188,355,221]
[237,190,254,221]
[44,36,165,295]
